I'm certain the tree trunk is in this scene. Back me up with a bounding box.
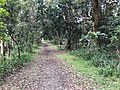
[92,0,100,32]
[8,42,11,57]
[0,40,4,55]
[11,36,21,59]
[66,38,71,50]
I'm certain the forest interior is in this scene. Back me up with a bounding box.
[0,0,120,90]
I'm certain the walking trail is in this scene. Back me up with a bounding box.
[0,44,99,90]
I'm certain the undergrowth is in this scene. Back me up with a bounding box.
[70,47,120,77]
[0,45,39,82]
[57,53,120,90]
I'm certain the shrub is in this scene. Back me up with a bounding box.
[0,52,32,80]
[70,47,120,77]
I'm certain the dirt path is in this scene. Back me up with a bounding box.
[0,44,98,90]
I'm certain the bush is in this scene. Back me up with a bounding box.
[0,52,32,80]
[99,61,120,77]
[70,47,120,77]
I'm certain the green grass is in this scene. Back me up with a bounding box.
[57,53,120,90]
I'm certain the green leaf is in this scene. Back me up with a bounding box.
[0,0,6,6]
[0,8,9,16]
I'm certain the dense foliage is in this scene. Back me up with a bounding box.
[36,0,120,77]
[0,0,41,78]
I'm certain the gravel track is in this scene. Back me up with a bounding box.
[0,44,99,90]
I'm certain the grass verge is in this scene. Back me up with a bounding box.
[57,53,120,90]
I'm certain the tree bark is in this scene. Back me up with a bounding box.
[0,40,4,55]
[10,36,21,59]
[92,0,100,32]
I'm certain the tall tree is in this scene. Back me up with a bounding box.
[92,0,100,32]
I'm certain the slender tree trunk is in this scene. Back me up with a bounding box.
[11,36,21,59]
[17,46,21,59]
[83,12,87,34]
[8,42,11,57]
[66,25,72,50]
[0,40,5,57]
[0,40,4,56]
